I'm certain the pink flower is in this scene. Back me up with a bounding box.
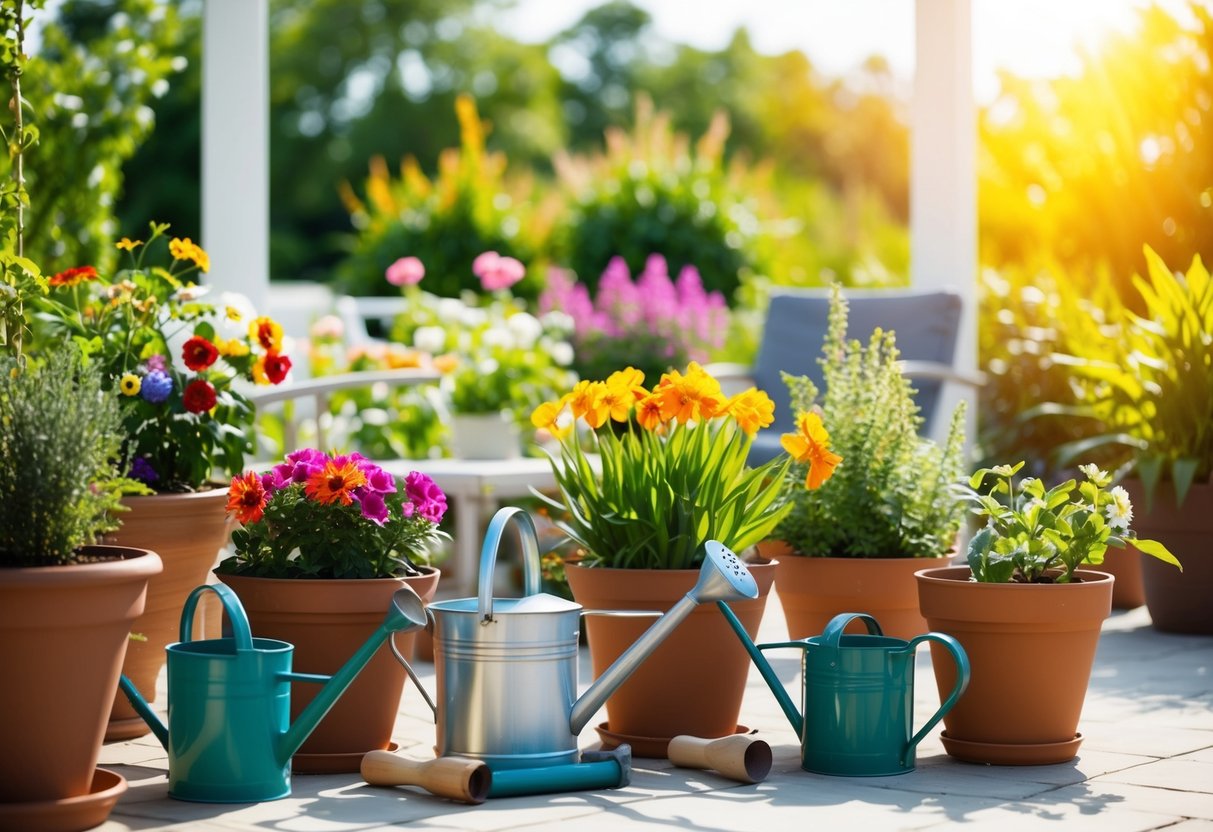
[385,256,425,286]
[405,471,448,523]
[357,490,390,525]
[472,251,525,292]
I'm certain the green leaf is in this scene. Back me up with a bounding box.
[1131,538,1183,571]
[1170,457,1199,509]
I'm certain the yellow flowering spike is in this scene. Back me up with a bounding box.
[249,316,284,351]
[781,411,843,490]
[727,388,776,436]
[119,373,142,396]
[115,237,143,252]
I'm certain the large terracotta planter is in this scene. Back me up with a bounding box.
[0,546,161,831]
[915,566,1112,765]
[762,540,951,641]
[105,488,232,740]
[1096,547,1145,610]
[219,569,440,773]
[1128,480,1213,634]
[564,560,776,758]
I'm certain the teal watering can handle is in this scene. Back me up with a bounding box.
[903,632,970,761]
[820,612,884,649]
[477,506,541,622]
[179,583,254,651]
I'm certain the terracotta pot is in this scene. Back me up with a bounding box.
[915,566,1112,765]
[219,568,440,773]
[564,560,776,757]
[0,546,160,823]
[105,488,232,741]
[1127,480,1213,634]
[762,540,952,641]
[1097,547,1145,610]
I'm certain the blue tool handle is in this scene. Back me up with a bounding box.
[486,759,623,798]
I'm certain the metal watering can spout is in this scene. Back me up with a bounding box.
[568,541,760,735]
[277,584,427,762]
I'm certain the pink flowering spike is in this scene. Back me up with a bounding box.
[642,253,669,280]
[472,251,500,279]
[385,256,425,287]
[358,490,390,525]
[539,266,575,316]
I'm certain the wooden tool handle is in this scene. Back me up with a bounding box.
[360,751,491,804]
[667,734,773,784]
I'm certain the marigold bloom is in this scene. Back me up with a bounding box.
[115,237,143,252]
[249,316,284,351]
[306,456,368,506]
[48,265,99,287]
[781,411,842,490]
[182,335,220,371]
[182,379,218,414]
[119,373,141,396]
[726,388,775,436]
[227,471,269,524]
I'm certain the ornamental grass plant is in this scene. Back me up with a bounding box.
[774,287,967,559]
[532,362,840,570]
[217,449,449,580]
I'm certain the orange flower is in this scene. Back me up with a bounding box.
[226,471,269,524]
[635,393,666,432]
[726,388,776,436]
[653,362,727,424]
[781,411,842,490]
[433,353,459,374]
[599,373,646,424]
[605,367,648,403]
[567,380,610,429]
[48,265,99,287]
[304,456,368,506]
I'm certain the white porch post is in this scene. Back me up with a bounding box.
[202,0,269,314]
[911,0,977,444]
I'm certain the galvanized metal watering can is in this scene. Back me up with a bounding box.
[394,507,759,782]
[718,608,970,776]
[119,582,424,802]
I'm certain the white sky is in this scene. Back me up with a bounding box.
[495,0,1183,103]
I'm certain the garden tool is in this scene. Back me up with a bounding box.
[718,608,970,776]
[667,734,772,784]
[118,582,424,802]
[361,752,491,804]
[392,506,759,794]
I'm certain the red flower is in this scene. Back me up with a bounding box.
[48,265,99,287]
[264,351,292,385]
[226,471,268,524]
[183,379,217,413]
[182,335,220,371]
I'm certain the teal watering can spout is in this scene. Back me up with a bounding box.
[118,674,168,747]
[716,601,805,736]
[276,584,429,763]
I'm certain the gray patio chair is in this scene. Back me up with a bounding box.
[712,287,984,465]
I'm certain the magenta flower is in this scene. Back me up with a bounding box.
[385,256,425,286]
[405,471,448,523]
[145,354,169,373]
[472,251,525,292]
[357,490,390,525]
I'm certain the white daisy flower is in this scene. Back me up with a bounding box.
[1105,485,1133,532]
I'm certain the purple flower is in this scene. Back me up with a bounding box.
[140,370,173,404]
[405,471,447,524]
[145,354,169,373]
[277,448,326,484]
[129,457,158,484]
[357,490,390,525]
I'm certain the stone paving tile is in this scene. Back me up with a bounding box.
[1080,723,1213,758]
[1094,757,1213,793]
[1044,781,1213,822]
[1164,821,1213,832]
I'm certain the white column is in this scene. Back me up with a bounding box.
[911,0,977,445]
[202,0,269,314]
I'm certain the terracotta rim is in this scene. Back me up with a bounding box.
[0,768,127,832]
[940,732,1084,766]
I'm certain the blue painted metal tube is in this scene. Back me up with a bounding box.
[487,760,624,798]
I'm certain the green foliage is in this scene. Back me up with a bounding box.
[1062,247,1213,510]
[0,348,141,565]
[217,451,449,579]
[962,462,1180,583]
[338,94,550,299]
[775,287,967,558]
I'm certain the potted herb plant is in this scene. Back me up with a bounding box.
[0,349,162,829]
[916,461,1180,765]
[768,287,968,640]
[532,362,839,755]
[1063,247,1213,633]
[215,449,448,773]
[36,222,294,738]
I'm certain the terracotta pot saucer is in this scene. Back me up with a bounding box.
[291,742,399,775]
[940,732,1083,766]
[594,723,752,759]
[0,768,127,832]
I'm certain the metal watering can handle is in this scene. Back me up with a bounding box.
[902,632,970,763]
[820,612,884,649]
[178,582,254,651]
[477,506,542,623]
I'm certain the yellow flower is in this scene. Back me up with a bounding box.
[605,367,648,403]
[115,237,143,252]
[192,245,210,273]
[433,353,459,374]
[780,411,842,490]
[119,373,141,396]
[169,237,193,261]
[251,354,271,385]
[531,397,573,439]
[567,380,610,428]
[224,305,243,323]
[635,393,665,432]
[653,361,727,424]
[215,336,249,358]
[726,388,775,436]
[249,316,284,351]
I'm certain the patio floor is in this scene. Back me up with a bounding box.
[97,590,1213,832]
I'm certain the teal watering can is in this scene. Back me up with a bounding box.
[719,607,969,776]
[119,582,426,802]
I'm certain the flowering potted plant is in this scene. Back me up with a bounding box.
[35,221,294,739]
[0,349,161,823]
[532,362,839,754]
[216,450,448,772]
[916,461,1180,765]
[768,287,968,640]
